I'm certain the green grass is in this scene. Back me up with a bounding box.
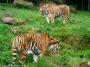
[0,3,90,67]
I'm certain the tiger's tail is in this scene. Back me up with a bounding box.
[11,39,18,65]
[12,48,17,65]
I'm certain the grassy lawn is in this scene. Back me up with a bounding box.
[0,4,90,67]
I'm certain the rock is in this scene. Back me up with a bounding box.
[1,16,15,25]
[13,0,24,5]
[24,2,34,8]
[13,0,34,8]
[1,15,25,25]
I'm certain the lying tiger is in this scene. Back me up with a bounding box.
[12,33,59,65]
[40,4,70,24]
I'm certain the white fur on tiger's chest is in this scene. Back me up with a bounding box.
[27,49,39,63]
[27,49,33,54]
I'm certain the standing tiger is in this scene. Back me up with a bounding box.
[40,4,70,24]
[12,33,59,65]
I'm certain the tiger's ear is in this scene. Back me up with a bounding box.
[55,41,59,44]
[39,3,45,8]
[45,32,48,35]
[50,37,59,44]
[49,36,55,43]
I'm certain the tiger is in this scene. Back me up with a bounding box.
[12,33,59,65]
[40,4,70,24]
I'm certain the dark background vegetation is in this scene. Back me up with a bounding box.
[0,0,90,10]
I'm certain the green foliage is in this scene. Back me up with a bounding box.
[0,4,90,67]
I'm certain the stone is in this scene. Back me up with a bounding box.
[2,16,15,25]
[13,0,34,8]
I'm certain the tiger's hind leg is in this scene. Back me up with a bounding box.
[19,51,27,65]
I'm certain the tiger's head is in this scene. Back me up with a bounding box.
[47,34,60,54]
[41,33,60,54]
[48,41,59,54]
[39,5,49,16]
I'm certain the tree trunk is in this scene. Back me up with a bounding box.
[7,0,8,4]
[82,0,83,10]
[88,0,90,11]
